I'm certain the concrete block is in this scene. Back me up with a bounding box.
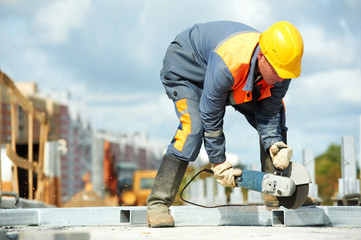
[172,206,272,226]
[2,206,361,228]
[322,206,361,227]
[38,206,147,226]
[0,209,39,226]
[272,207,326,226]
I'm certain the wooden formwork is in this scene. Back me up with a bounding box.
[0,69,60,206]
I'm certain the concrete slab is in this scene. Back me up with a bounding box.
[38,206,147,226]
[323,206,361,227]
[0,208,39,226]
[2,225,361,240]
[172,206,272,226]
[1,206,361,228]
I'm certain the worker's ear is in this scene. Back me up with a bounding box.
[257,50,265,60]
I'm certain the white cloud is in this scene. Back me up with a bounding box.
[301,24,357,67]
[21,48,49,69]
[284,66,361,163]
[289,68,361,106]
[18,48,85,95]
[87,93,177,136]
[33,0,92,44]
[124,0,273,68]
[223,0,272,29]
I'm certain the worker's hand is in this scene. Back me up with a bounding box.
[269,142,293,170]
[211,162,242,188]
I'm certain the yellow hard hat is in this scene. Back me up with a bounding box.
[259,21,304,79]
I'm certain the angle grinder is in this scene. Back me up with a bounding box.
[236,161,311,209]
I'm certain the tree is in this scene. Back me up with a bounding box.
[315,144,341,205]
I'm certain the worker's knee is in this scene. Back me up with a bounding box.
[166,125,203,162]
[166,98,204,162]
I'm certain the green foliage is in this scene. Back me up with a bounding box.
[315,144,341,205]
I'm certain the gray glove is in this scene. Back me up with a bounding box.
[269,142,293,170]
[211,162,242,188]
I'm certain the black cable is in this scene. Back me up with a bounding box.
[180,168,247,208]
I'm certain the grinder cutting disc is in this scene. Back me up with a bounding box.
[276,162,311,209]
[277,184,309,209]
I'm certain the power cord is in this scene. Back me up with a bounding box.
[180,168,247,208]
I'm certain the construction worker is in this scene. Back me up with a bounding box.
[147,21,304,227]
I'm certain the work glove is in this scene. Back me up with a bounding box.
[211,162,242,188]
[269,142,293,170]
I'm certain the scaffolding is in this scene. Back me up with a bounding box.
[0,69,59,206]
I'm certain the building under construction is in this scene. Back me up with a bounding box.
[0,70,164,209]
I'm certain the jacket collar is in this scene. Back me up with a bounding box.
[243,45,260,91]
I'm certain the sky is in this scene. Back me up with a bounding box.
[0,0,360,169]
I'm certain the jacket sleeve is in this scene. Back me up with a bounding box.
[199,53,234,164]
[255,79,291,150]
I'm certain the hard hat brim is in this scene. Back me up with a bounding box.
[273,63,301,79]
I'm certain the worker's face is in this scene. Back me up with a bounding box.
[257,51,284,85]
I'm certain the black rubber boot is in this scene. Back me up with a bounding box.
[146,154,188,228]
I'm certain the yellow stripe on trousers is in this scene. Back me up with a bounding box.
[174,99,191,152]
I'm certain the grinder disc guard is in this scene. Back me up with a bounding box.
[276,162,311,209]
[277,184,309,209]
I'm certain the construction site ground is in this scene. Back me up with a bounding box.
[2,225,361,240]
[1,204,361,239]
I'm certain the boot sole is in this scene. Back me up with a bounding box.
[148,223,175,228]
